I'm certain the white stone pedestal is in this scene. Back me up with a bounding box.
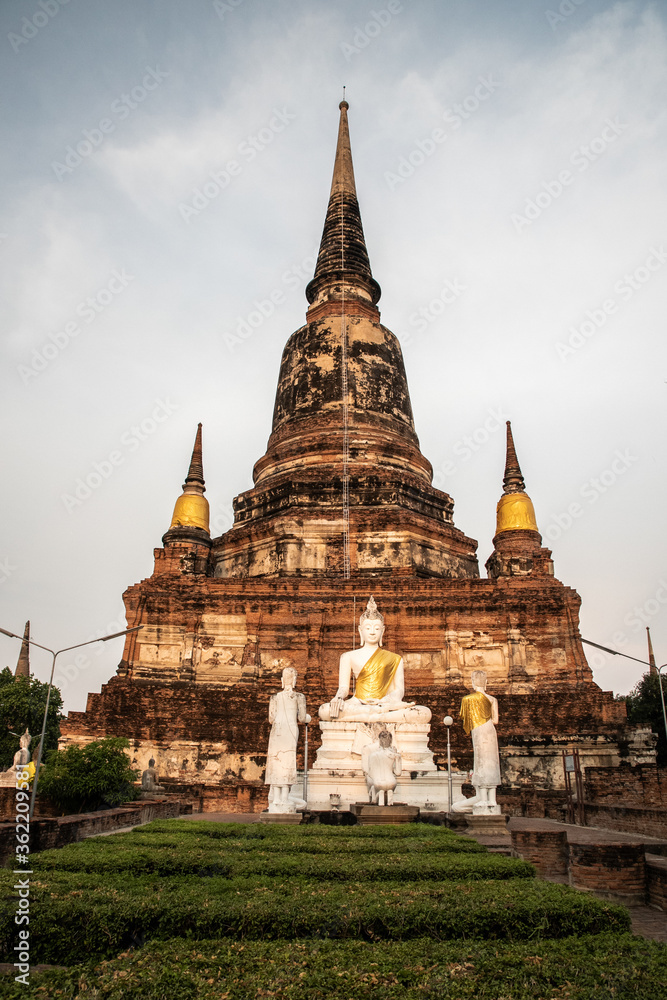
[307,720,465,812]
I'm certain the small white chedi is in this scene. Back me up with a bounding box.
[265,666,308,813]
[452,669,502,815]
[309,597,463,811]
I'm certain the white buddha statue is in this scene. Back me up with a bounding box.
[318,597,431,724]
[452,669,501,815]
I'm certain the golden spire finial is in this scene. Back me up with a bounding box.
[169,424,210,533]
[494,422,539,534]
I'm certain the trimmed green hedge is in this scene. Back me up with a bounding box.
[128,820,489,851]
[3,934,667,999]
[28,842,532,881]
[0,870,629,965]
[136,819,489,848]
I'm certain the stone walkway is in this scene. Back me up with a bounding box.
[507,816,667,849]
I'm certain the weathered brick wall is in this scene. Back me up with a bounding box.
[568,841,647,904]
[647,855,667,910]
[583,803,667,839]
[510,828,568,881]
[584,764,667,808]
[60,577,653,794]
[0,798,187,866]
[499,787,568,819]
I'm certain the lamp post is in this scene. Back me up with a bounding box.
[657,665,667,750]
[0,624,142,819]
[303,713,311,808]
[443,715,453,812]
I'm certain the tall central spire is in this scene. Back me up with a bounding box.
[212,99,480,582]
[305,101,381,317]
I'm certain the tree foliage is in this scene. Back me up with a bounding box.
[0,667,63,769]
[37,736,140,814]
[625,670,667,765]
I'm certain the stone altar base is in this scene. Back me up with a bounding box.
[308,720,465,812]
[306,769,462,812]
[350,803,420,825]
[465,813,510,838]
[259,811,302,824]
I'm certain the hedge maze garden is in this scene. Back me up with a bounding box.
[1,819,666,998]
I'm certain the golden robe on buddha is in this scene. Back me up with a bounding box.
[354,648,402,701]
[459,690,500,787]
[459,690,493,734]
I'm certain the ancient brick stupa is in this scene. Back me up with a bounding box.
[61,101,653,811]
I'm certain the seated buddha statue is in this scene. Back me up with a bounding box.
[318,597,431,724]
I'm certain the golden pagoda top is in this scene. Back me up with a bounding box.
[495,422,539,534]
[169,423,210,534]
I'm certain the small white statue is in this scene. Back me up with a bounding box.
[265,666,307,813]
[452,670,501,815]
[318,597,430,724]
[13,729,31,769]
[0,729,32,787]
[362,730,402,806]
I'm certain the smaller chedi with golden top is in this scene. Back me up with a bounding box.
[167,423,210,535]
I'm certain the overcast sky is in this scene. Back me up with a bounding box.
[1,0,665,713]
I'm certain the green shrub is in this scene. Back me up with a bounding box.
[0,667,63,769]
[36,736,140,814]
[30,843,533,881]
[3,934,665,1000]
[0,870,629,965]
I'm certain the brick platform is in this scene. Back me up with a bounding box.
[508,817,667,909]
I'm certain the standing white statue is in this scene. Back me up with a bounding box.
[362,730,402,805]
[452,669,501,815]
[318,596,431,724]
[265,666,307,813]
